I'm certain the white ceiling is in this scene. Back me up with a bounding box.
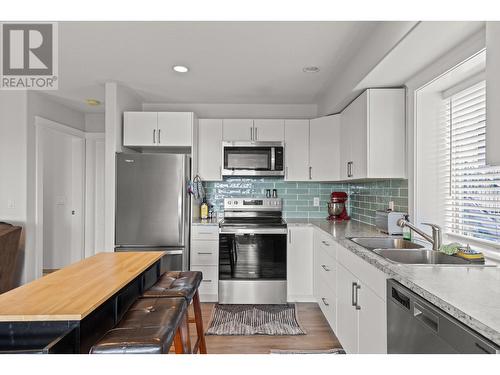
[47,21,384,112]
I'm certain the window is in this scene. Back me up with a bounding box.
[443,80,500,245]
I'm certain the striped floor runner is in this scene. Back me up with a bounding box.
[205,304,306,336]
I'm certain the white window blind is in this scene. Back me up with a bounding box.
[443,80,500,245]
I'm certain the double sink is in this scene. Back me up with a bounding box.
[349,237,477,266]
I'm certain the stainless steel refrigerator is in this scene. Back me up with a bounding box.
[115,153,191,271]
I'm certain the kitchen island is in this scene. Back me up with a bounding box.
[0,252,166,353]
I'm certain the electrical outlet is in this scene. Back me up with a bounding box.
[313,197,320,207]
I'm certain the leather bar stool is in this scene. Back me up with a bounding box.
[142,271,207,354]
[89,297,190,354]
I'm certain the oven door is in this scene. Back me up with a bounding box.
[219,230,287,280]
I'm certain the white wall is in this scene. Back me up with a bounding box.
[142,103,317,119]
[104,83,142,252]
[85,113,105,133]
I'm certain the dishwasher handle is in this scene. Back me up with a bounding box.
[414,303,439,332]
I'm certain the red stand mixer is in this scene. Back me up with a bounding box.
[327,192,350,221]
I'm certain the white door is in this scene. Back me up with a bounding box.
[357,281,387,353]
[123,112,157,146]
[198,119,223,180]
[157,112,192,146]
[336,263,358,353]
[348,92,368,179]
[253,119,284,141]
[309,115,341,181]
[284,119,309,181]
[287,226,314,301]
[222,119,254,141]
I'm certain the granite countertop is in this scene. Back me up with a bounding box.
[192,217,221,226]
[286,218,500,347]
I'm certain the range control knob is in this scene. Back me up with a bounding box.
[234,200,238,205]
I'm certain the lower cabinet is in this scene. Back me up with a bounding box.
[336,263,360,354]
[191,225,219,302]
[287,226,314,302]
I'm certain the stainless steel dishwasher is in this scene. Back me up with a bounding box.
[387,279,499,354]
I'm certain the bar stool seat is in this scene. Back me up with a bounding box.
[142,271,207,354]
[142,271,202,300]
[90,297,187,354]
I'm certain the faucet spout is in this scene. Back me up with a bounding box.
[397,219,442,251]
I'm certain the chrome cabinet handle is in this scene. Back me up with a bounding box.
[158,129,161,144]
[153,129,156,144]
[285,166,288,179]
[346,162,349,177]
[197,252,213,255]
[202,279,212,283]
[288,229,291,244]
[321,240,330,247]
[351,282,357,307]
[321,297,329,306]
[309,166,312,180]
[250,127,253,140]
[255,127,258,140]
[355,284,361,310]
[321,264,330,272]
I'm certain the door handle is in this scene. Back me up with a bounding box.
[153,129,156,144]
[351,282,357,307]
[346,162,350,177]
[321,264,330,272]
[321,297,329,306]
[309,166,312,180]
[255,127,258,140]
[158,129,161,144]
[285,166,288,179]
[250,127,253,140]
[197,252,213,255]
[321,240,330,246]
[202,279,213,283]
[288,229,291,244]
[355,284,361,310]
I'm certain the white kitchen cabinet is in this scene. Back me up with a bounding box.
[191,225,219,302]
[123,112,158,146]
[284,119,310,181]
[123,111,194,147]
[253,119,284,141]
[336,262,359,354]
[340,88,406,180]
[198,119,223,180]
[287,226,314,302]
[486,22,500,165]
[157,112,193,146]
[357,279,387,354]
[309,115,341,181]
[222,119,254,141]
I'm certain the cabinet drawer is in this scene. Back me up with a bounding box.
[317,273,337,332]
[316,246,336,291]
[191,240,218,265]
[316,230,337,258]
[337,244,387,300]
[191,225,219,240]
[190,265,218,295]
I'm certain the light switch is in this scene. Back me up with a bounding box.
[313,197,320,207]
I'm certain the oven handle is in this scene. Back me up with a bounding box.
[219,227,288,235]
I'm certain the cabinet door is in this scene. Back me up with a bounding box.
[157,112,193,146]
[253,119,284,141]
[284,119,310,181]
[357,280,387,353]
[347,92,368,179]
[123,112,158,147]
[336,263,358,353]
[222,119,254,141]
[309,115,340,181]
[287,226,314,301]
[198,119,223,180]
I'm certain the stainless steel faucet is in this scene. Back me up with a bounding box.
[397,219,442,251]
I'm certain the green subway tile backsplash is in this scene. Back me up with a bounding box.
[203,178,408,226]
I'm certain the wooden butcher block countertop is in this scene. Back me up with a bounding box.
[0,252,164,322]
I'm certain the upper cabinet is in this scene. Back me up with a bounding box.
[253,119,284,141]
[340,88,406,180]
[123,111,194,147]
[284,119,310,181]
[486,22,500,165]
[222,119,285,142]
[198,119,223,181]
[310,115,341,181]
[222,119,254,141]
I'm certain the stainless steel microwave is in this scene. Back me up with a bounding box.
[222,141,284,176]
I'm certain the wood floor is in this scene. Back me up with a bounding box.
[187,302,342,354]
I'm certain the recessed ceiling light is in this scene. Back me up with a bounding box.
[173,65,189,73]
[303,66,320,73]
[85,99,101,106]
